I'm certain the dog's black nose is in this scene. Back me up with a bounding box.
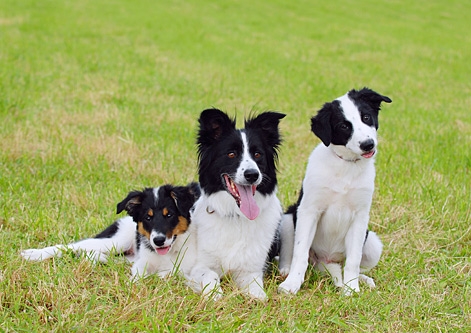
[360,139,375,152]
[244,169,260,183]
[153,235,166,247]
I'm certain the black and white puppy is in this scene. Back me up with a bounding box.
[188,109,285,300]
[21,183,200,279]
[278,88,391,295]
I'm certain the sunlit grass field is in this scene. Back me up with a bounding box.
[1,0,470,331]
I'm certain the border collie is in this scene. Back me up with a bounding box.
[278,88,391,295]
[21,183,200,279]
[188,108,285,300]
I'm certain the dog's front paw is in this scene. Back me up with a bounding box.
[252,292,267,301]
[81,251,109,264]
[130,262,149,281]
[278,278,301,294]
[206,286,224,301]
[278,266,290,277]
[247,286,267,301]
[342,283,360,296]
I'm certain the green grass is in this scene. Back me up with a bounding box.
[1,0,471,331]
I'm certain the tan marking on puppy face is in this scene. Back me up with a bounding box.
[162,207,169,217]
[137,222,151,240]
[147,209,154,217]
[176,216,189,235]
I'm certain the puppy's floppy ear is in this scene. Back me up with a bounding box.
[311,102,334,146]
[197,108,236,143]
[170,183,201,218]
[116,190,144,215]
[352,87,392,111]
[188,182,201,201]
[245,112,286,149]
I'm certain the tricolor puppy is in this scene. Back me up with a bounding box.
[118,183,200,278]
[188,109,285,300]
[21,183,200,279]
[278,88,391,295]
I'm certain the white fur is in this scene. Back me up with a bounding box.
[279,92,383,295]
[236,132,263,184]
[131,232,196,280]
[188,189,282,300]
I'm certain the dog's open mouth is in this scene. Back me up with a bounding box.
[155,235,177,255]
[156,246,171,255]
[361,150,375,159]
[223,174,260,220]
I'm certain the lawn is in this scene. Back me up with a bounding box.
[1,0,470,331]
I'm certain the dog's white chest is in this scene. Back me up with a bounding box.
[192,193,281,274]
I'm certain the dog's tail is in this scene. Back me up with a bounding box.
[277,211,296,276]
[361,230,383,272]
[267,201,298,262]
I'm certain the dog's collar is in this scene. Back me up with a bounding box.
[334,151,361,163]
[206,205,238,219]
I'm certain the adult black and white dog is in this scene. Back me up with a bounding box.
[21,183,200,279]
[188,109,285,300]
[278,88,391,295]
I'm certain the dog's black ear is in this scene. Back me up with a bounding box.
[116,190,144,215]
[188,182,201,201]
[170,183,201,218]
[350,87,392,111]
[245,112,286,149]
[197,108,236,144]
[311,102,334,146]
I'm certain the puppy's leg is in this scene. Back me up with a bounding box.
[21,238,113,263]
[131,261,148,280]
[188,266,223,300]
[278,206,321,294]
[21,245,66,261]
[234,271,267,301]
[343,217,369,295]
[278,213,295,276]
[21,216,136,263]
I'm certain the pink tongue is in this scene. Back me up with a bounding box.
[156,246,170,255]
[362,151,375,159]
[236,184,259,220]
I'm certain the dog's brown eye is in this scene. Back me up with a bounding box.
[254,152,261,158]
[363,115,370,121]
[228,152,236,158]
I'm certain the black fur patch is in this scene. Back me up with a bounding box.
[197,108,285,196]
